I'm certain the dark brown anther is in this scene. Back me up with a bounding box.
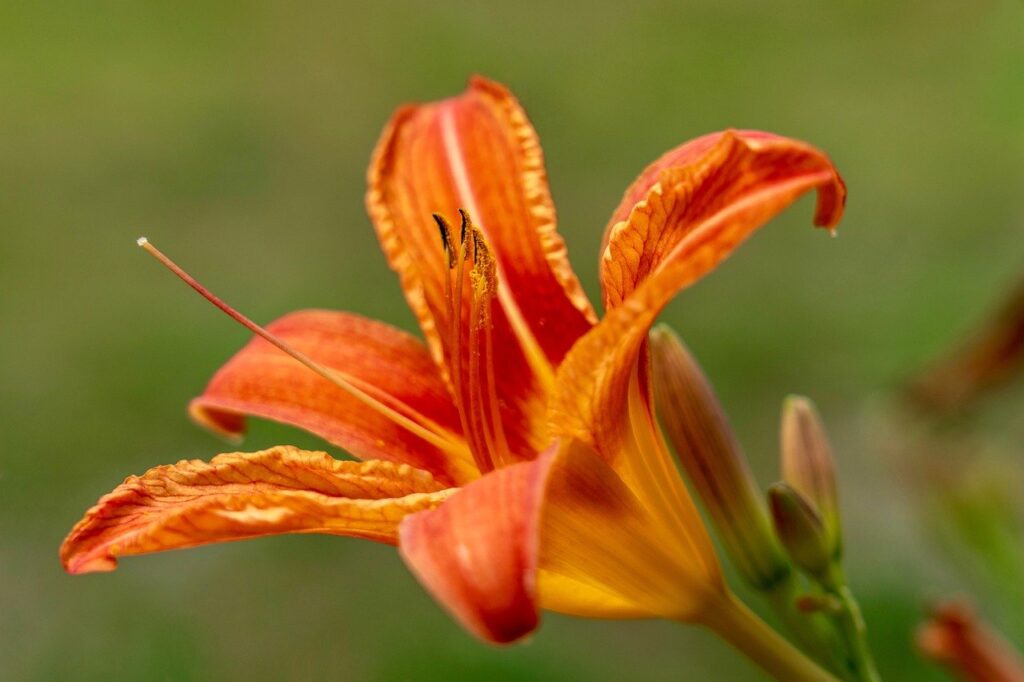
[432,213,456,269]
[458,208,469,246]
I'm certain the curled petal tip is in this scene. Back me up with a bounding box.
[61,545,118,575]
[398,456,550,644]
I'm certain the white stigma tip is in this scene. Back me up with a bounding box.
[136,236,149,247]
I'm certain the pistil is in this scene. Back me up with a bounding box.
[136,237,470,462]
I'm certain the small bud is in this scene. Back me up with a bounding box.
[650,325,790,590]
[781,396,841,557]
[768,483,833,579]
[795,594,842,615]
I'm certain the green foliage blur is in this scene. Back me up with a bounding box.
[2,1,1022,680]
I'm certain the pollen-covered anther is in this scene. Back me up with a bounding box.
[469,231,497,316]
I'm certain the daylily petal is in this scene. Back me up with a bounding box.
[398,449,553,644]
[400,439,723,642]
[367,76,596,459]
[538,441,722,621]
[368,75,596,366]
[190,310,477,485]
[61,446,454,575]
[535,570,647,619]
[554,130,845,461]
[601,129,846,308]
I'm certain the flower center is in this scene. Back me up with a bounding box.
[434,210,512,472]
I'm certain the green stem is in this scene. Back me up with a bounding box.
[701,593,841,682]
[765,577,846,674]
[821,567,881,682]
[833,585,880,682]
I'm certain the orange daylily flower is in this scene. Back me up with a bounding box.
[62,77,845,649]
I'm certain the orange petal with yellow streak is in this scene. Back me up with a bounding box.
[61,445,454,575]
[190,310,477,486]
[538,441,722,621]
[601,129,846,308]
[398,440,724,644]
[554,130,845,464]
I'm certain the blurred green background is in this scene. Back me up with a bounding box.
[2,1,1023,680]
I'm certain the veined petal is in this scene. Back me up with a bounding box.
[367,76,596,459]
[61,446,454,575]
[190,310,477,486]
[554,130,846,461]
[601,129,846,308]
[398,450,553,644]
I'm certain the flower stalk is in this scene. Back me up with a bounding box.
[775,398,880,682]
[700,593,840,682]
[819,566,881,682]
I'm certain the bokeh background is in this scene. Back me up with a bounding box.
[3,1,1023,680]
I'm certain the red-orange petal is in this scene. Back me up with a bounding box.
[367,77,596,459]
[61,446,454,575]
[555,130,845,464]
[368,76,596,366]
[600,129,846,308]
[398,449,555,643]
[190,309,477,486]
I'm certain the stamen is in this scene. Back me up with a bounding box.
[434,215,484,470]
[431,212,513,471]
[468,235,509,466]
[462,210,555,393]
[467,295,495,471]
[466,217,511,466]
[450,216,470,396]
[136,237,468,459]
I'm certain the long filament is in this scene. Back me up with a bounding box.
[136,237,469,460]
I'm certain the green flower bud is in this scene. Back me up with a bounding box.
[780,396,842,558]
[768,483,833,578]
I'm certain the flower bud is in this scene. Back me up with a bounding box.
[650,325,790,590]
[795,594,842,615]
[780,396,841,557]
[768,483,833,579]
